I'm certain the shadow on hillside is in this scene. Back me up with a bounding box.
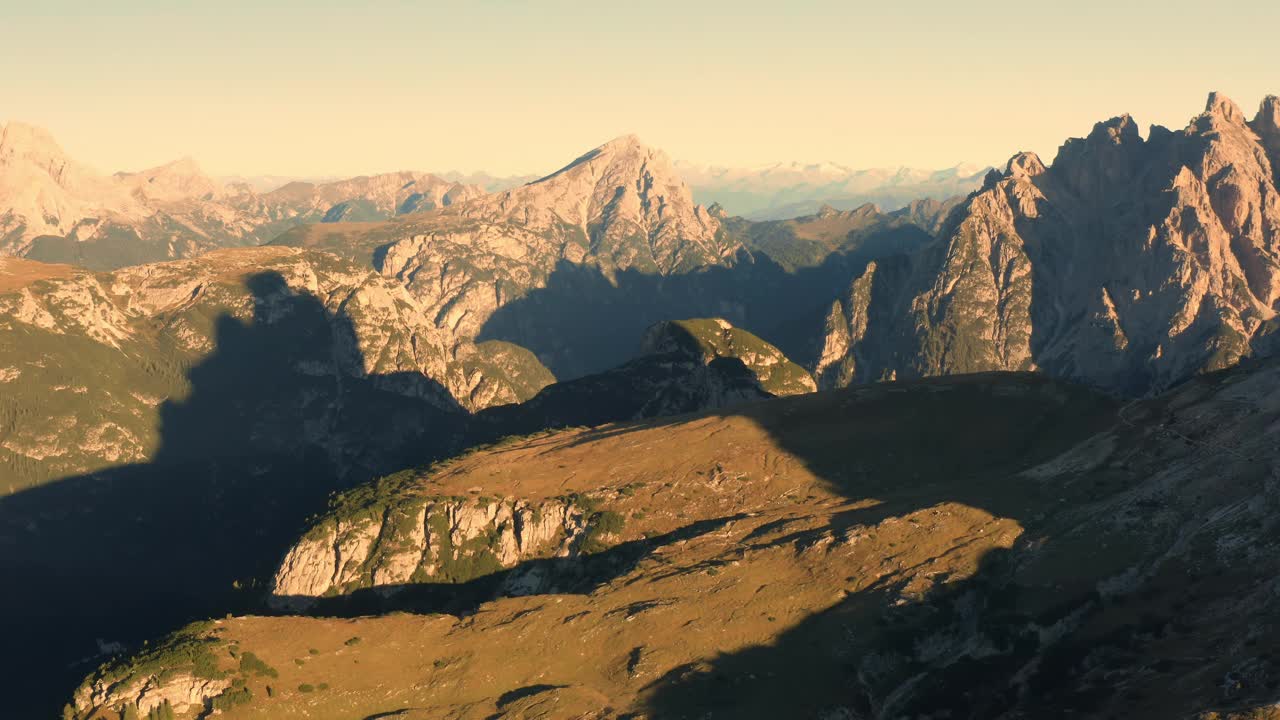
[637,370,1272,718]
[627,376,1134,718]
[0,272,466,718]
[475,222,932,379]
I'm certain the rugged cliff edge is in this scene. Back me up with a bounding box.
[816,93,1280,395]
[270,478,602,608]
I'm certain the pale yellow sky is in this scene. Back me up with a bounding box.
[4,0,1278,177]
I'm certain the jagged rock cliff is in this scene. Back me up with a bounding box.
[271,484,598,608]
[816,93,1280,395]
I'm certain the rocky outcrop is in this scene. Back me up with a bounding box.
[815,92,1280,395]
[73,669,230,719]
[640,318,815,395]
[68,621,284,720]
[271,492,594,608]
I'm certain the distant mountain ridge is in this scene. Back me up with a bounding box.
[678,159,991,219]
[0,120,484,269]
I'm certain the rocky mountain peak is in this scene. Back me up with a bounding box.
[1252,96,1280,167]
[1204,90,1247,125]
[0,120,68,163]
[0,120,99,194]
[543,134,679,192]
[981,167,1004,190]
[116,156,223,202]
[0,120,140,246]
[1005,151,1047,180]
[1255,95,1280,133]
[597,132,644,151]
[448,133,727,275]
[1087,114,1141,146]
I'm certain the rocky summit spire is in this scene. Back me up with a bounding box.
[1005,151,1046,180]
[1253,95,1280,137]
[461,133,728,275]
[1205,91,1246,124]
[1087,114,1141,145]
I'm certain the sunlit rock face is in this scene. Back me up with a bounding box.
[816,93,1280,395]
[363,135,738,342]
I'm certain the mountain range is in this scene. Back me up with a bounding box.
[0,121,483,270]
[5,92,1280,718]
[679,159,991,219]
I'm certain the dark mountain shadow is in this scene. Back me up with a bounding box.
[638,374,1146,718]
[472,353,770,440]
[476,224,932,380]
[0,271,467,718]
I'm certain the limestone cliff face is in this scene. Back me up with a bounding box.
[73,669,230,719]
[816,93,1280,394]
[0,121,142,250]
[458,135,731,276]
[0,121,483,269]
[270,486,598,608]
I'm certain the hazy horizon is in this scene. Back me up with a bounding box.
[5,0,1278,177]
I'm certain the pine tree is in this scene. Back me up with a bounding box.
[121,703,140,720]
[61,704,77,720]
[144,700,176,720]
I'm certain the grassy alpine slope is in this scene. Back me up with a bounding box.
[72,363,1280,718]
